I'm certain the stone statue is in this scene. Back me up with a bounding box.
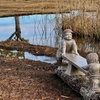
[80,53,100,100]
[56,29,79,70]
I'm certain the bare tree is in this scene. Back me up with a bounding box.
[8,16,23,41]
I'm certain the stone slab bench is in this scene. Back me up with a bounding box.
[55,53,100,99]
[62,53,88,76]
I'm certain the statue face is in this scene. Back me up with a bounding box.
[64,32,72,40]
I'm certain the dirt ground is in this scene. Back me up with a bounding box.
[0,40,83,100]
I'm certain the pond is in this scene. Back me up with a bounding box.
[0,14,100,63]
[0,14,60,63]
[0,14,60,47]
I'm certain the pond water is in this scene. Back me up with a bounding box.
[0,14,60,63]
[25,52,56,64]
[0,14,61,47]
[0,14,100,63]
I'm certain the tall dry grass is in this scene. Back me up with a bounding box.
[62,12,100,35]
[0,0,99,16]
[60,0,100,41]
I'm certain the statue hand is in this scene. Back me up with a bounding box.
[62,53,66,57]
[75,52,79,55]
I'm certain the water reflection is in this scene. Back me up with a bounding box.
[0,14,100,61]
[0,49,24,58]
[25,52,56,64]
[75,38,100,54]
[0,49,56,64]
[0,14,61,47]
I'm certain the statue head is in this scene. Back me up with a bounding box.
[64,32,72,40]
[63,29,73,40]
[64,29,73,33]
[86,53,99,64]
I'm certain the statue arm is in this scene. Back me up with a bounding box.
[82,65,89,75]
[72,40,79,55]
[82,65,89,70]
[61,40,66,56]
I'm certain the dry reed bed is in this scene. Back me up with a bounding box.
[0,0,99,17]
[61,10,100,39]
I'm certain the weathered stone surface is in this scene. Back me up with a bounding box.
[55,69,88,93]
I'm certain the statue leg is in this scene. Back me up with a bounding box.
[56,50,63,70]
[57,57,63,70]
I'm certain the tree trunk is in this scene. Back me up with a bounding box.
[9,16,23,41]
